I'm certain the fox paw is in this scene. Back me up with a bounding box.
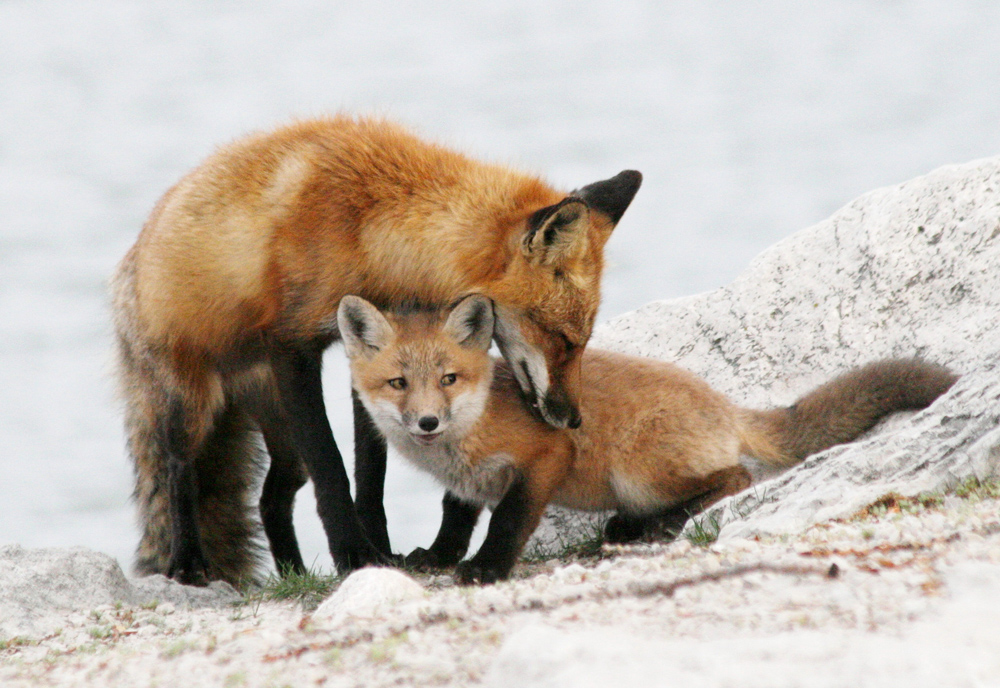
[603,513,648,544]
[405,546,466,571]
[333,540,401,575]
[404,547,444,571]
[167,553,210,587]
[455,561,508,585]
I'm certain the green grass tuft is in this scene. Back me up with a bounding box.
[685,510,722,546]
[950,475,1000,501]
[521,515,609,564]
[684,486,768,547]
[242,564,343,612]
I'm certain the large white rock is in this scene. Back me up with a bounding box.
[532,155,1000,550]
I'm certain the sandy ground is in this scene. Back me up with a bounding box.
[2,490,998,687]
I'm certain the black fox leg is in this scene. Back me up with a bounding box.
[256,413,309,576]
[608,464,755,545]
[406,492,482,570]
[655,465,753,538]
[272,345,386,574]
[162,399,210,586]
[604,508,690,544]
[352,389,393,557]
[603,512,651,544]
[456,474,533,584]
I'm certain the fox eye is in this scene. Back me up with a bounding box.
[440,373,457,386]
[388,377,407,390]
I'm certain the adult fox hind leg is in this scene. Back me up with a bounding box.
[255,409,309,576]
[143,390,269,588]
[159,398,212,586]
[120,261,264,588]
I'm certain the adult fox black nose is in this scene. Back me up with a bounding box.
[418,416,439,432]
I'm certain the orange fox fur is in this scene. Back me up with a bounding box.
[112,115,641,587]
[340,295,958,584]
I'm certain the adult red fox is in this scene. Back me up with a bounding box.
[339,294,958,584]
[112,115,641,587]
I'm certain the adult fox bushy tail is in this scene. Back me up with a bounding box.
[113,116,641,587]
[339,295,958,584]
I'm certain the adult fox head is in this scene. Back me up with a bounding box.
[492,169,642,429]
[339,294,495,448]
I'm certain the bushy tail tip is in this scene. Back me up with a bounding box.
[741,358,957,466]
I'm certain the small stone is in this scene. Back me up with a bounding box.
[312,568,424,626]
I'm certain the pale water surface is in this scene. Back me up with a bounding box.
[2,0,999,573]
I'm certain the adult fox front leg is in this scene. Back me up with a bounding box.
[114,115,641,585]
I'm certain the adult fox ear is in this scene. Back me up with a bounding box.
[337,295,394,358]
[444,295,494,350]
[575,169,642,226]
[522,198,591,266]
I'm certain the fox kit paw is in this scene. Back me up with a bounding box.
[455,560,509,585]
[405,546,465,571]
[603,513,649,544]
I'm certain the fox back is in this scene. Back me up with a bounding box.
[128,115,642,429]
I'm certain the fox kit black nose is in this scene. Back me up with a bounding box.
[418,416,439,432]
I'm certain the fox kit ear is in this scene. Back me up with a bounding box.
[522,198,590,266]
[575,169,642,226]
[444,295,494,350]
[337,296,394,358]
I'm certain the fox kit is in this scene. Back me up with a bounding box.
[112,115,641,587]
[340,295,958,584]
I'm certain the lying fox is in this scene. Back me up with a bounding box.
[339,294,958,584]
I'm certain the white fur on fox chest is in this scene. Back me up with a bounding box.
[389,433,517,505]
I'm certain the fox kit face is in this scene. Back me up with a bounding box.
[339,295,495,449]
[495,170,642,429]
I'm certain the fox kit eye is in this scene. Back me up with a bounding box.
[440,373,457,386]
[388,377,407,390]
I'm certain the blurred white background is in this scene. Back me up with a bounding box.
[2,0,999,572]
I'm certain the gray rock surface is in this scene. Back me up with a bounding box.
[0,545,239,638]
[532,155,1000,552]
[485,562,1000,688]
